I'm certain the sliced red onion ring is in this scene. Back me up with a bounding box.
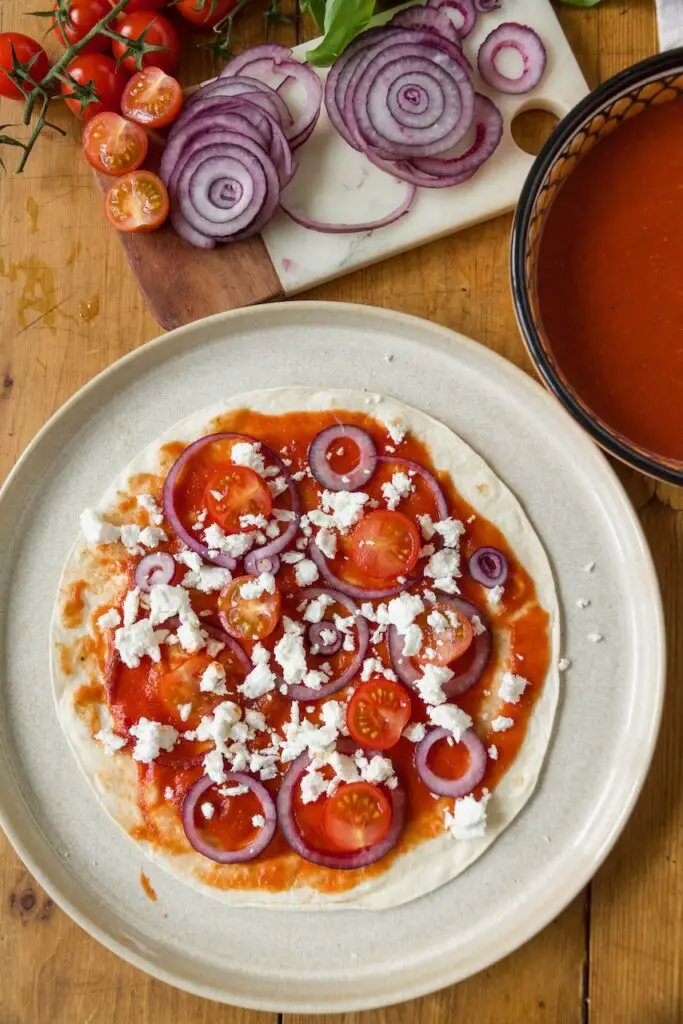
[474,0,501,11]
[324,28,398,151]
[134,552,175,593]
[388,595,492,698]
[415,726,487,797]
[378,455,449,520]
[243,551,281,576]
[413,94,503,180]
[306,621,343,657]
[286,586,368,701]
[182,771,276,864]
[477,23,547,95]
[183,77,293,129]
[202,621,253,674]
[277,750,406,868]
[390,6,461,44]
[427,0,477,39]
[469,546,508,588]
[280,183,416,235]
[308,541,419,602]
[308,424,378,491]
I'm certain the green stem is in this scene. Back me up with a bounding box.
[16,94,50,173]
[38,0,130,91]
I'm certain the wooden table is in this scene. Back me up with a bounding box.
[1,1,680,1021]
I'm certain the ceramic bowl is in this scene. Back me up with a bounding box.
[511,48,683,487]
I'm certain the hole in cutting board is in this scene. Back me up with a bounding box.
[511,109,560,155]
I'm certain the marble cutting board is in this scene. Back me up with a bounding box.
[113,0,588,329]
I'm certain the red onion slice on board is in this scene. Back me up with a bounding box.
[413,94,503,180]
[308,541,419,602]
[134,552,175,593]
[474,0,501,11]
[280,183,416,235]
[477,22,547,95]
[308,424,378,491]
[324,28,399,151]
[286,586,369,701]
[468,546,508,587]
[377,455,449,520]
[277,751,406,868]
[306,621,343,657]
[388,595,492,698]
[182,771,276,863]
[415,726,487,797]
[427,0,477,39]
[181,78,293,131]
[390,6,461,44]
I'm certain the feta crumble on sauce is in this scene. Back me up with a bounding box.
[59,407,550,895]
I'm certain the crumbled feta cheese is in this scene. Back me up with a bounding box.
[491,715,514,732]
[137,494,164,525]
[129,718,178,763]
[240,644,278,698]
[434,518,466,548]
[488,744,498,760]
[97,608,121,631]
[122,587,140,627]
[379,592,425,634]
[402,623,423,658]
[114,619,166,668]
[303,594,334,624]
[80,508,119,546]
[320,489,370,532]
[424,589,436,603]
[119,524,144,554]
[359,753,395,785]
[204,749,227,784]
[294,558,319,587]
[203,523,255,559]
[139,526,167,550]
[148,584,190,625]
[300,770,327,804]
[268,476,288,498]
[244,709,267,733]
[403,722,426,743]
[240,513,268,530]
[428,703,473,741]
[588,632,604,644]
[383,416,406,445]
[471,614,486,637]
[182,560,231,594]
[177,618,206,654]
[282,551,305,564]
[94,726,126,757]
[274,630,307,686]
[177,702,192,722]
[415,664,453,706]
[499,672,528,705]
[164,786,174,800]
[382,471,414,511]
[252,814,266,828]
[576,597,591,609]
[427,609,448,632]
[487,584,504,609]
[230,441,266,475]
[583,561,596,573]
[444,793,489,840]
[201,802,215,820]
[316,527,338,559]
[200,661,227,695]
[417,514,435,541]
[240,572,276,600]
[320,700,348,735]
[558,657,571,672]
[361,657,386,682]
[425,548,460,581]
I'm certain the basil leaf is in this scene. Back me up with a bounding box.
[557,0,602,6]
[299,0,326,33]
[305,0,377,67]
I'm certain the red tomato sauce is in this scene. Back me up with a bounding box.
[537,96,683,463]
[73,406,551,894]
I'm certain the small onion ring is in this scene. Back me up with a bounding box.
[306,620,343,657]
[276,750,406,868]
[377,455,449,520]
[388,594,492,698]
[415,726,487,797]
[308,424,378,491]
[477,22,547,96]
[469,546,508,588]
[286,586,368,701]
[308,541,419,602]
[134,552,175,593]
[243,551,281,576]
[427,0,477,39]
[182,770,276,863]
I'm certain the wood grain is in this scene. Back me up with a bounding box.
[0,2,679,1023]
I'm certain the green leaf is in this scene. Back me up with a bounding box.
[299,0,326,33]
[556,0,602,6]
[305,0,377,66]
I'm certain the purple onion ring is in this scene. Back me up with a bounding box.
[243,551,281,576]
[182,770,276,863]
[286,586,368,701]
[468,546,508,588]
[308,424,378,491]
[413,94,503,180]
[308,541,419,602]
[388,594,492,698]
[477,22,547,96]
[306,621,343,657]
[134,552,175,593]
[415,726,487,797]
[378,455,449,520]
[390,6,461,44]
[280,183,417,235]
[427,0,477,39]
[276,750,406,868]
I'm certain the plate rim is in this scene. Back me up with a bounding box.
[0,300,666,1013]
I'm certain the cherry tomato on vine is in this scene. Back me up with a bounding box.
[0,33,49,101]
[176,0,238,27]
[114,0,167,11]
[121,66,183,128]
[83,112,148,175]
[105,170,169,232]
[53,0,112,54]
[112,12,180,74]
[61,53,128,121]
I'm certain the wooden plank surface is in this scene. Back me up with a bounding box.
[0,1,679,1022]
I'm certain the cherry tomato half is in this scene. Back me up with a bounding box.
[218,575,281,641]
[176,0,238,27]
[83,111,148,175]
[204,466,273,534]
[61,53,128,121]
[0,33,49,100]
[152,653,219,729]
[121,66,183,128]
[112,12,180,74]
[54,0,112,53]
[347,678,412,751]
[105,170,169,232]
[417,602,473,667]
[351,509,420,580]
[322,782,392,853]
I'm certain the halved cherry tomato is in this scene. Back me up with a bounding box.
[347,678,412,751]
[121,66,183,128]
[112,12,180,74]
[351,509,420,580]
[83,112,148,175]
[54,0,112,53]
[417,602,473,667]
[0,33,49,100]
[204,466,273,534]
[218,575,281,641]
[153,653,216,728]
[105,170,169,232]
[322,781,392,852]
[194,787,263,852]
[61,53,128,121]
[176,0,238,26]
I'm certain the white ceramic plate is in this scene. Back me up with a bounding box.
[0,303,664,1013]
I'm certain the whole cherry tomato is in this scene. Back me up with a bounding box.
[61,53,128,121]
[53,0,112,54]
[175,0,238,27]
[112,12,180,74]
[0,33,49,101]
